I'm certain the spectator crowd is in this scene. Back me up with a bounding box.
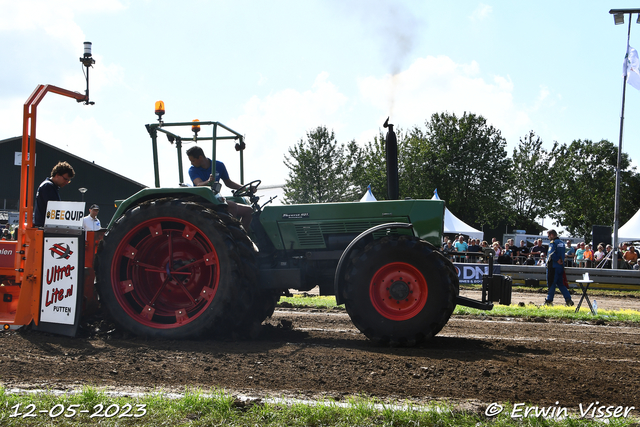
[441,235,639,270]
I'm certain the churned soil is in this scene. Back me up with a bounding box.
[0,293,639,412]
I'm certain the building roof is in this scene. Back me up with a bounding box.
[0,136,145,188]
[0,136,147,224]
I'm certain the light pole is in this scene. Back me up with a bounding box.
[609,8,640,269]
[79,187,87,202]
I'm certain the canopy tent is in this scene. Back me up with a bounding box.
[618,208,640,242]
[359,185,377,202]
[431,189,484,241]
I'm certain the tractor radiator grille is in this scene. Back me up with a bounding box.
[292,219,409,248]
[319,222,382,234]
[294,225,325,247]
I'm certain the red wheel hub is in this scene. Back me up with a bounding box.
[110,217,220,328]
[369,262,428,321]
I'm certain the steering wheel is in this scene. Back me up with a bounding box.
[232,179,261,198]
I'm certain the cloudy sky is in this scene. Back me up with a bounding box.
[2,0,640,198]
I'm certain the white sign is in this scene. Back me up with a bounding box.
[8,212,18,225]
[40,237,79,325]
[14,151,36,166]
[44,201,85,229]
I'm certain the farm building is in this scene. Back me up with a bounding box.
[0,136,146,226]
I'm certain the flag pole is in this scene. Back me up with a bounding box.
[613,15,632,269]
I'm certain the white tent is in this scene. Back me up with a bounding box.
[618,208,640,241]
[359,185,377,202]
[431,189,484,241]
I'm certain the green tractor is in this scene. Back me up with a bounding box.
[95,110,511,345]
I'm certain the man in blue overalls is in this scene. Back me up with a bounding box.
[544,229,574,306]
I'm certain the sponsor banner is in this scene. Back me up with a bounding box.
[44,201,85,228]
[0,241,16,268]
[453,263,501,284]
[40,237,79,325]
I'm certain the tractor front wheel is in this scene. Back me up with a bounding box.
[343,235,458,346]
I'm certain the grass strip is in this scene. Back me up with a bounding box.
[0,387,636,426]
[455,304,640,322]
[277,295,640,323]
[463,284,640,297]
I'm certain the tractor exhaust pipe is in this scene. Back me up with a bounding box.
[383,117,399,200]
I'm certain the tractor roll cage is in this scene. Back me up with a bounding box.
[145,121,246,188]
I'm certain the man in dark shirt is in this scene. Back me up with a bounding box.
[530,239,544,258]
[516,240,530,264]
[467,239,481,263]
[442,240,455,260]
[33,161,75,227]
[467,239,481,252]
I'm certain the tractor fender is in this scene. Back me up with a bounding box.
[106,187,225,229]
[333,222,414,305]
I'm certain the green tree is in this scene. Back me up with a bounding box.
[353,127,408,201]
[344,139,367,201]
[351,133,387,200]
[621,172,640,226]
[505,131,554,232]
[551,139,635,239]
[355,113,511,228]
[418,112,511,228]
[398,126,433,199]
[283,126,361,204]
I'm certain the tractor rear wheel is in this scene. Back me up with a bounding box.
[213,209,278,337]
[343,235,458,346]
[95,198,256,340]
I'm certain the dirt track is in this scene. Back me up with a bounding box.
[1,292,639,414]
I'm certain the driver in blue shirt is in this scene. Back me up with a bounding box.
[186,146,253,230]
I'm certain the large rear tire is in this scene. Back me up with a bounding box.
[95,199,256,340]
[343,235,458,346]
[214,208,278,337]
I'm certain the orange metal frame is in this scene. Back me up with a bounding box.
[1,85,87,327]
